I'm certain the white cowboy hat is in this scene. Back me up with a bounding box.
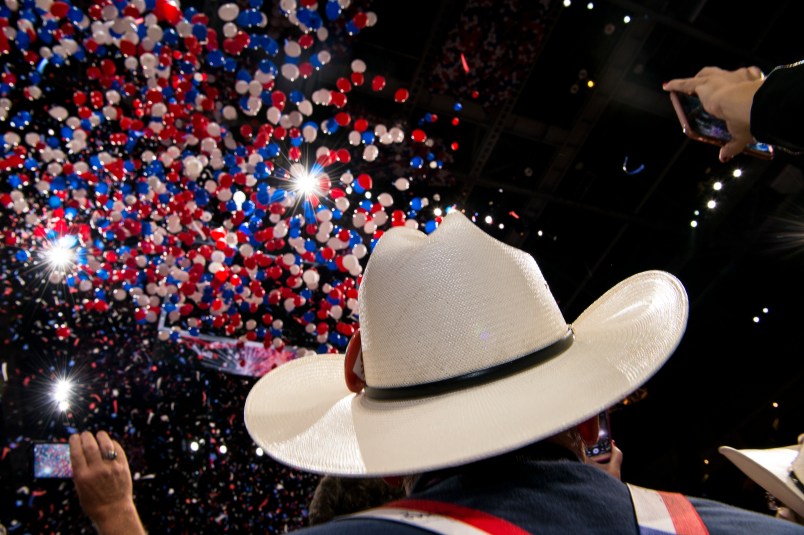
[719,436,804,518]
[245,212,688,476]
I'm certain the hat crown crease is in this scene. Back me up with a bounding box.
[359,212,568,389]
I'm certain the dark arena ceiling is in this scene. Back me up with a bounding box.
[1,0,803,531]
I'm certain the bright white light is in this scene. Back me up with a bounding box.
[256,447,264,456]
[732,168,743,178]
[484,215,493,224]
[537,230,544,237]
[45,240,75,271]
[752,316,760,323]
[586,1,593,9]
[433,208,443,217]
[713,182,722,191]
[58,400,70,411]
[292,170,317,195]
[219,445,228,454]
[690,220,698,228]
[706,200,717,209]
[694,210,700,216]
[190,441,199,452]
[498,223,505,230]
[623,15,631,23]
[53,379,72,403]
[762,307,769,313]
[563,0,571,6]
[364,191,372,199]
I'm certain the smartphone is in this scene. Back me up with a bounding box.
[670,91,773,159]
[585,411,612,460]
[33,442,72,478]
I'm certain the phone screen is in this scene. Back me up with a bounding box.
[33,443,73,478]
[585,411,612,459]
[670,92,773,159]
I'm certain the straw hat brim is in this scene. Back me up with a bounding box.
[245,270,687,476]
[719,445,804,518]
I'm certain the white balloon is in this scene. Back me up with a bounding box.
[284,40,301,57]
[223,22,238,38]
[222,105,238,120]
[348,131,361,146]
[281,63,300,82]
[302,125,317,143]
[48,106,68,121]
[352,212,366,227]
[218,3,239,21]
[351,59,366,73]
[393,178,410,191]
[298,100,313,116]
[363,145,379,162]
[376,192,393,207]
[352,243,367,259]
[302,269,320,287]
[334,197,350,212]
[266,107,281,124]
[342,254,359,271]
[372,211,388,226]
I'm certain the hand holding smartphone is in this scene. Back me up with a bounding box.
[585,411,612,461]
[670,91,773,159]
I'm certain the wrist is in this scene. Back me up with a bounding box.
[91,500,145,535]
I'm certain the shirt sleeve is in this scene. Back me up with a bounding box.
[751,60,804,152]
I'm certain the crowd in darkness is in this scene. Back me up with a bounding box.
[0,304,319,533]
[430,0,548,109]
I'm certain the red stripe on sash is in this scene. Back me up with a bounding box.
[658,492,710,535]
[387,499,531,535]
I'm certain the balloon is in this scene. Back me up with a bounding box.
[393,178,410,191]
[218,3,239,21]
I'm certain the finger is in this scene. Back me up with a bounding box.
[111,439,129,465]
[719,137,748,162]
[609,444,624,466]
[746,66,764,80]
[696,66,722,77]
[662,78,697,93]
[96,431,116,460]
[81,430,102,464]
[69,433,87,472]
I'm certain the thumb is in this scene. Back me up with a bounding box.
[719,125,752,162]
[719,138,748,162]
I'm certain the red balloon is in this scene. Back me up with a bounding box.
[336,77,352,93]
[394,88,409,103]
[335,112,351,126]
[155,0,181,25]
[371,76,386,92]
[411,129,427,143]
[357,173,373,190]
[354,118,368,132]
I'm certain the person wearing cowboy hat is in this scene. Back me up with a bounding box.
[72,213,803,534]
[720,434,804,526]
[244,212,803,534]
